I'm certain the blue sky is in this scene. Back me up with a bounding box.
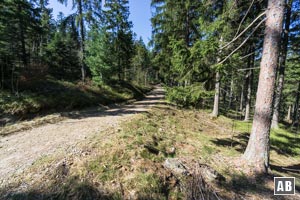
[48,0,152,43]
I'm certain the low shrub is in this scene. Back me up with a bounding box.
[166,84,214,108]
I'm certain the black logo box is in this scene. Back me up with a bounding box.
[274,177,295,195]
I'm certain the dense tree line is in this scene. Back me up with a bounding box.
[0,0,153,94]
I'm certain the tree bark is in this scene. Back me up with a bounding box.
[244,47,254,121]
[292,82,300,126]
[271,0,292,129]
[228,75,234,110]
[243,0,285,174]
[78,0,86,82]
[212,70,220,117]
[240,84,244,111]
[212,37,223,117]
[286,105,292,121]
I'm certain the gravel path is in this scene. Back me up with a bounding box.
[0,87,165,185]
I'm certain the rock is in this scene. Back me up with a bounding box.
[163,158,189,176]
[128,190,138,200]
[166,146,176,155]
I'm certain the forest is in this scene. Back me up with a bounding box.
[0,0,300,199]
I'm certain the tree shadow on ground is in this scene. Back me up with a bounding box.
[270,163,300,193]
[211,129,300,157]
[60,88,166,120]
[0,176,120,200]
[211,132,249,153]
[211,132,300,198]
[218,171,297,200]
[270,131,300,156]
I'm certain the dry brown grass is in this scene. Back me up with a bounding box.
[1,106,299,200]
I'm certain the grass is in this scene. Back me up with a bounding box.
[0,76,151,126]
[1,105,299,199]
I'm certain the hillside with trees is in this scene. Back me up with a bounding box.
[1,0,300,199]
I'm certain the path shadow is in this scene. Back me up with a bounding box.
[60,88,166,120]
[61,107,149,120]
[1,87,166,135]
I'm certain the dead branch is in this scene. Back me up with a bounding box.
[217,18,266,65]
[220,11,266,50]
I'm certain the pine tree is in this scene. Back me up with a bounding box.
[271,0,293,129]
[58,0,102,82]
[102,0,134,81]
[86,28,112,83]
[243,0,285,173]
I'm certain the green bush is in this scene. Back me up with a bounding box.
[166,84,213,107]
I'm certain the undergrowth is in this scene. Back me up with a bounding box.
[0,77,150,122]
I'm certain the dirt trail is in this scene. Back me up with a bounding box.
[0,86,165,185]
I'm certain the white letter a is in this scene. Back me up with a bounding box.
[277,181,284,191]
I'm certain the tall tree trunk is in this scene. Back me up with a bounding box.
[244,47,254,121]
[212,37,223,117]
[286,105,292,121]
[228,75,234,109]
[240,84,244,111]
[292,82,300,126]
[78,0,86,82]
[244,69,253,121]
[212,70,220,117]
[243,0,285,174]
[271,0,292,129]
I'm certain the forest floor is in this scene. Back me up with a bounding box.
[0,87,164,187]
[0,86,300,199]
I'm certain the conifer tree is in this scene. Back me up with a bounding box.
[243,0,285,173]
[102,0,134,81]
[58,0,102,82]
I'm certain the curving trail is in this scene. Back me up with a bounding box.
[0,86,165,185]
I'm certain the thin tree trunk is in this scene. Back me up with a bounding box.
[244,47,254,121]
[78,0,86,82]
[212,70,220,117]
[244,69,253,121]
[292,82,300,126]
[286,105,292,121]
[212,37,223,117]
[11,65,15,93]
[228,76,234,109]
[240,85,244,111]
[243,0,285,174]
